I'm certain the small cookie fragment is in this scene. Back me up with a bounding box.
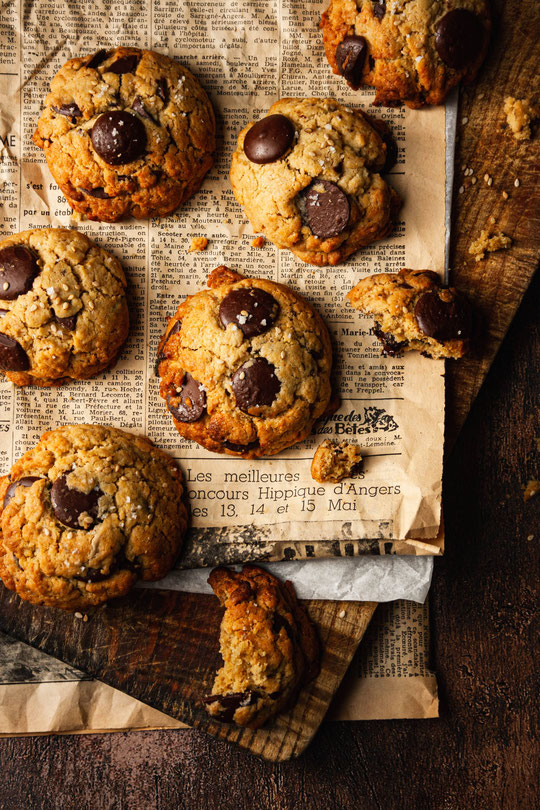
[0,424,188,611]
[311,440,363,484]
[523,480,539,503]
[188,237,209,252]
[347,269,473,359]
[504,97,539,141]
[202,564,320,729]
[468,230,512,262]
[251,236,265,248]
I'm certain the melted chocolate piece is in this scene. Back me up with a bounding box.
[80,187,113,199]
[107,54,139,74]
[243,114,295,165]
[85,49,109,70]
[435,9,484,71]
[414,291,472,342]
[300,179,350,239]
[54,312,78,331]
[91,110,147,165]
[155,320,181,373]
[372,323,408,357]
[0,334,30,371]
[272,612,294,639]
[336,35,368,88]
[0,245,40,301]
[156,78,168,103]
[231,358,280,413]
[3,476,41,509]
[51,102,82,121]
[222,439,259,453]
[51,473,103,529]
[166,372,206,422]
[219,287,279,338]
[202,691,261,723]
[132,96,156,123]
[372,1,386,20]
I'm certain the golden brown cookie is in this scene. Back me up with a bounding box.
[33,47,215,221]
[321,1,491,108]
[311,440,363,483]
[156,266,333,457]
[347,269,473,359]
[229,97,401,266]
[203,564,320,729]
[0,424,187,610]
[0,228,128,386]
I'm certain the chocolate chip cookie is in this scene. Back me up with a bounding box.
[229,97,401,266]
[203,565,320,729]
[0,228,129,386]
[0,424,187,610]
[33,47,215,221]
[156,266,333,457]
[311,440,363,483]
[321,1,491,108]
[347,268,473,359]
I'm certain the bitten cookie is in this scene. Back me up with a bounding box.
[33,47,215,221]
[229,97,401,266]
[0,228,128,386]
[0,425,187,610]
[321,1,491,108]
[311,440,363,483]
[347,269,473,358]
[156,266,333,457]
[203,565,320,729]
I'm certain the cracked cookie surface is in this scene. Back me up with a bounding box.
[33,47,215,221]
[321,1,490,108]
[203,565,320,729]
[157,266,333,457]
[0,228,128,386]
[347,268,473,359]
[0,424,187,610]
[229,97,401,266]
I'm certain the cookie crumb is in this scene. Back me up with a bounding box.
[83,614,89,622]
[502,191,509,200]
[468,230,512,262]
[251,236,265,248]
[503,96,539,141]
[523,480,540,502]
[188,236,208,252]
[311,440,363,484]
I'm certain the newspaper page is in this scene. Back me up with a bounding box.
[0,599,437,734]
[0,0,446,568]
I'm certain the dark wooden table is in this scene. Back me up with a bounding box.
[1,269,537,810]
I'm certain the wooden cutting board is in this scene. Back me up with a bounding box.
[0,0,537,762]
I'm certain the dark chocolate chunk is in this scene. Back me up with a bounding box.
[51,473,102,529]
[336,35,368,88]
[0,245,40,301]
[243,114,295,165]
[132,96,156,123]
[80,187,113,199]
[381,127,398,173]
[414,291,472,342]
[435,9,484,71]
[54,312,78,331]
[85,49,109,70]
[155,320,181,373]
[166,372,206,422]
[0,333,30,371]
[156,78,168,103]
[231,358,280,413]
[91,110,147,165]
[372,323,408,357]
[202,691,261,723]
[272,612,294,639]
[219,287,279,337]
[107,54,139,74]
[372,1,386,20]
[300,179,350,239]
[51,102,82,121]
[74,549,140,583]
[3,477,42,509]
[222,439,259,453]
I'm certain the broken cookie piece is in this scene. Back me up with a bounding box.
[504,96,539,141]
[311,440,363,484]
[203,564,320,729]
[468,230,512,262]
[347,269,473,360]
